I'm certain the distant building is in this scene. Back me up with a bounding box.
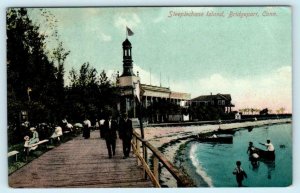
[141,84,190,108]
[235,112,241,120]
[117,38,190,120]
[190,93,234,113]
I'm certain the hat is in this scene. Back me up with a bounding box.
[29,127,36,131]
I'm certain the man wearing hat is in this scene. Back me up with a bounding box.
[103,114,118,158]
[119,113,133,159]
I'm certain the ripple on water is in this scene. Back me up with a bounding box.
[183,124,292,187]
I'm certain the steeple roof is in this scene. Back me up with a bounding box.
[122,38,131,47]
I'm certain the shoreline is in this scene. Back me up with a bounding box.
[139,118,292,187]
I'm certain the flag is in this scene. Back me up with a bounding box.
[135,81,140,103]
[126,26,134,36]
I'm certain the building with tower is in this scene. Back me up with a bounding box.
[117,38,140,117]
[117,38,191,122]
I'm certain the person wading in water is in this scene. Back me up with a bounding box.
[233,161,247,187]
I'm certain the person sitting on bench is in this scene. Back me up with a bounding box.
[29,127,39,144]
[24,135,38,152]
[50,126,63,143]
[23,127,39,153]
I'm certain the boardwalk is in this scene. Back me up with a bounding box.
[9,131,153,188]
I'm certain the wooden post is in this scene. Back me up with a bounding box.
[136,138,141,166]
[143,144,147,179]
[153,156,159,183]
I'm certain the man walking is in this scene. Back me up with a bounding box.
[103,115,117,159]
[119,113,133,159]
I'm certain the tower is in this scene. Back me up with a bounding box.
[117,38,140,118]
[121,39,135,76]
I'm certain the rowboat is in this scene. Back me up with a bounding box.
[216,128,236,135]
[252,147,275,160]
[197,134,233,144]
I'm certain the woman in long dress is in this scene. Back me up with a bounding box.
[29,127,39,144]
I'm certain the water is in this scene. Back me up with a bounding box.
[183,124,292,187]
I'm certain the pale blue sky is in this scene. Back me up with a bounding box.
[1,1,300,193]
[28,7,292,112]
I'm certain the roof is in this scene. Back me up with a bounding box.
[122,38,131,47]
[141,84,171,93]
[191,93,232,102]
[140,84,191,100]
[170,92,191,100]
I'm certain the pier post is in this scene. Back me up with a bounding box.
[153,157,159,182]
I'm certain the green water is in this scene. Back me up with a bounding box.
[184,123,292,187]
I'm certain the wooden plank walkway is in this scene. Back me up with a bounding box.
[9,130,154,188]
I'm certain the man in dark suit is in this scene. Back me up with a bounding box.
[103,115,118,158]
[119,113,133,159]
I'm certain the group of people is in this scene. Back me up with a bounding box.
[23,127,40,153]
[22,112,134,160]
[81,113,133,159]
[101,113,133,159]
[233,139,275,187]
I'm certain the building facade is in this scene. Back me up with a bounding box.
[190,93,234,113]
[117,38,190,121]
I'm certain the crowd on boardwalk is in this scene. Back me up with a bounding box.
[21,112,133,159]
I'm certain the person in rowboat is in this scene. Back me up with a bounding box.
[247,142,260,168]
[259,139,275,152]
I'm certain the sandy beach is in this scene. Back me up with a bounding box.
[134,118,292,187]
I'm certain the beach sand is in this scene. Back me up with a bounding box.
[134,118,291,187]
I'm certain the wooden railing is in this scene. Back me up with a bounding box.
[131,131,194,187]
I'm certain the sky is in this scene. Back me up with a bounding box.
[28,6,292,113]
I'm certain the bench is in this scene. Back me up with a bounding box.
[8,150,19,162]
[24,139,49,160]
[50,134,63,144]
[63,131,71,134]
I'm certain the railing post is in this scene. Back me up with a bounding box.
[143,144,148,179]
[153,156,159,183]
[136,138,141,166]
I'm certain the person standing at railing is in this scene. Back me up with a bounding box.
[119,113,133,159]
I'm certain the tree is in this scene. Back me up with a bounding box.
[66,64,119,121]
[7,8,58,122]
[276,107,285,114]
[7,8,70,144]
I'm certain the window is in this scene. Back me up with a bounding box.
[218,100,225,105]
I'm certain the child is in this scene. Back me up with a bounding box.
[233,161,247,187]
[24,135,38,153]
